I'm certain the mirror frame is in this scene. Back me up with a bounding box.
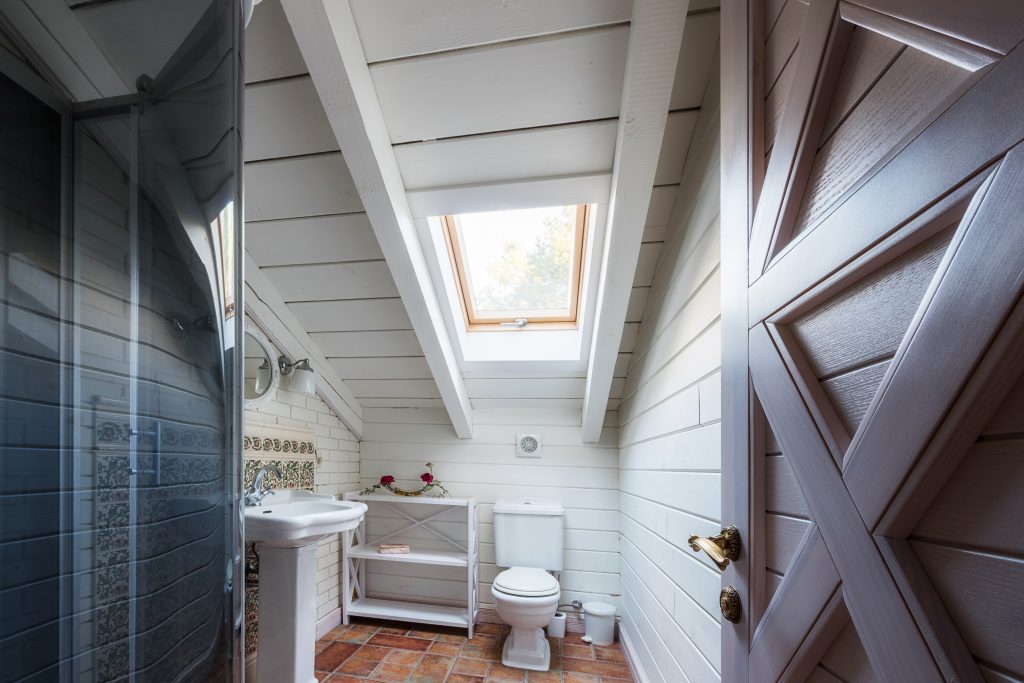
[243,320,280,410]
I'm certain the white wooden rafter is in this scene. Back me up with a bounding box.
[280,0,473,438]
[581,0,689,442]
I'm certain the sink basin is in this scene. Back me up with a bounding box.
[245,490,367,683]
[245,490,367,547]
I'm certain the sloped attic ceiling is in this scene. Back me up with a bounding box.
[243,0,720,439]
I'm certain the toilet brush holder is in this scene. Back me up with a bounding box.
[547,612,567,639]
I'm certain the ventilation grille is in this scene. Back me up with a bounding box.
[516,433,542,458]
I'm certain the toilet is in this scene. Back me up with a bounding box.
[491,498,565,671]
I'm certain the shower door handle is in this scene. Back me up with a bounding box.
[129,421,162,484]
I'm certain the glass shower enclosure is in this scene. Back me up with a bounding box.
[0,1,244,680]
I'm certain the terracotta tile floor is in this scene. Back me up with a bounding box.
[314,618,634,683]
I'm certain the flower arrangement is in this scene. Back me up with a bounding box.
[361,462,449,497]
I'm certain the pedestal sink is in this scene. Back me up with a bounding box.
[245,490,367,683]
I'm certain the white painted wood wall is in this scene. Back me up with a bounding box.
[617,63,723,683]
[359,407,621,610]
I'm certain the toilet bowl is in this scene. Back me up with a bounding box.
[491,567,560,671]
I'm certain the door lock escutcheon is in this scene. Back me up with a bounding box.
[687,525,741,570]
[720,586,741,623]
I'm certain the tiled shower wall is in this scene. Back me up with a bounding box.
[244,379,360,622]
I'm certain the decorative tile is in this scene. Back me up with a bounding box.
[408,653,454,682]
[367,633,433,651]
[243,427,317,658]
[314,619,634,683]
[315,641,360,672]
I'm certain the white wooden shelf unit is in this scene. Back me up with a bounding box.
[342,493,479,637]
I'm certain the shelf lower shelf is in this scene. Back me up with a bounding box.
[347,598,472,629]
[349,544,469,566]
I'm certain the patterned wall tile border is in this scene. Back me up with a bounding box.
[244,424,318,656]
[243,424,317,462]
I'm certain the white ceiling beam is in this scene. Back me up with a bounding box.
[245,252,364,438]
[581,0,689,442]
[280,0,474,438]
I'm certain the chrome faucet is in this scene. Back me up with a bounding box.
[245,464,283,506]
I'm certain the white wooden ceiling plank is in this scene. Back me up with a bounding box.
[245,153,363,221]
[395,120,618,190]
[647,184,679,228]
[246,213,383,266]
[244,76,338,161]
[244,0,308,83]
[288,298,411,333]
[346,379,442,399]
[643,223,669,243]
[461,368,587,379]
[654,109,700,185]
[328,356,432,380]
[406,174,611,218]
[311,330,424,357]
[626,287,651,322]
[363,407,453,425]
[472,397,584,410]
[619,323,641,353]
[582,0,689,443]
[243,256,363,436]
[632,243,663,288]
[669,10,721,111]
[615,352,632,378]
[260,261,398,302]
[464,377,587,400]
[350,0,631,63]
[361,397,446,408]
[369,25,629,144]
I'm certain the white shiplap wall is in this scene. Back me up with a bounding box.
[617,57,723,683]
[360,407,621,610]
[245,384,360,621]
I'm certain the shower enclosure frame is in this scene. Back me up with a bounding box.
[0,3,246,678]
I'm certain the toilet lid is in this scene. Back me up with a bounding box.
[493,567,559,597]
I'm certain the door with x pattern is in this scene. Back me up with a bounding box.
[721,1,1024,681]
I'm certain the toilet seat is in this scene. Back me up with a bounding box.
[493,567,559,597]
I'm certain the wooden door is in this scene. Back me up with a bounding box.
[720,1,1024,681]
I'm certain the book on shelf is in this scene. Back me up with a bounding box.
[378,544,410,554]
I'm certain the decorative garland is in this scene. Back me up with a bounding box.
[361,462,449,497]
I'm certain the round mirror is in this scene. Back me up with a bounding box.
[244,322,279,408]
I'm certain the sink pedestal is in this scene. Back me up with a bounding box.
[244,490,366,683]
[256,543,319,683]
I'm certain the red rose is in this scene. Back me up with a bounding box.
[420,473,434,483]
[380,475,395,485]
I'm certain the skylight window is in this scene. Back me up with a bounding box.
[442,205,588,328]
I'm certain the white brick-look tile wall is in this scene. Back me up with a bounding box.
[245,386,360,619]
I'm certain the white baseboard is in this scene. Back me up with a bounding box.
[316,607,342,639]
[619,624,652,683]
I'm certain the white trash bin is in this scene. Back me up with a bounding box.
[580,601,616,645]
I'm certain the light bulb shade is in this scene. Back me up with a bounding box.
[287,362,316,396]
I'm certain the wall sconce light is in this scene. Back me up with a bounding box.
[278,356,316,396]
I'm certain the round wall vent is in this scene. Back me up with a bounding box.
[516,433,542,458]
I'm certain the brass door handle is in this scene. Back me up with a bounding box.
[688,526,741,570]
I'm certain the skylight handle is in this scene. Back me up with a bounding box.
[500,318,529,329]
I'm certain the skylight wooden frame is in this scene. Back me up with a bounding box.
[441,205,589,330]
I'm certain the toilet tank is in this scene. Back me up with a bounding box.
[493,498,564,570]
